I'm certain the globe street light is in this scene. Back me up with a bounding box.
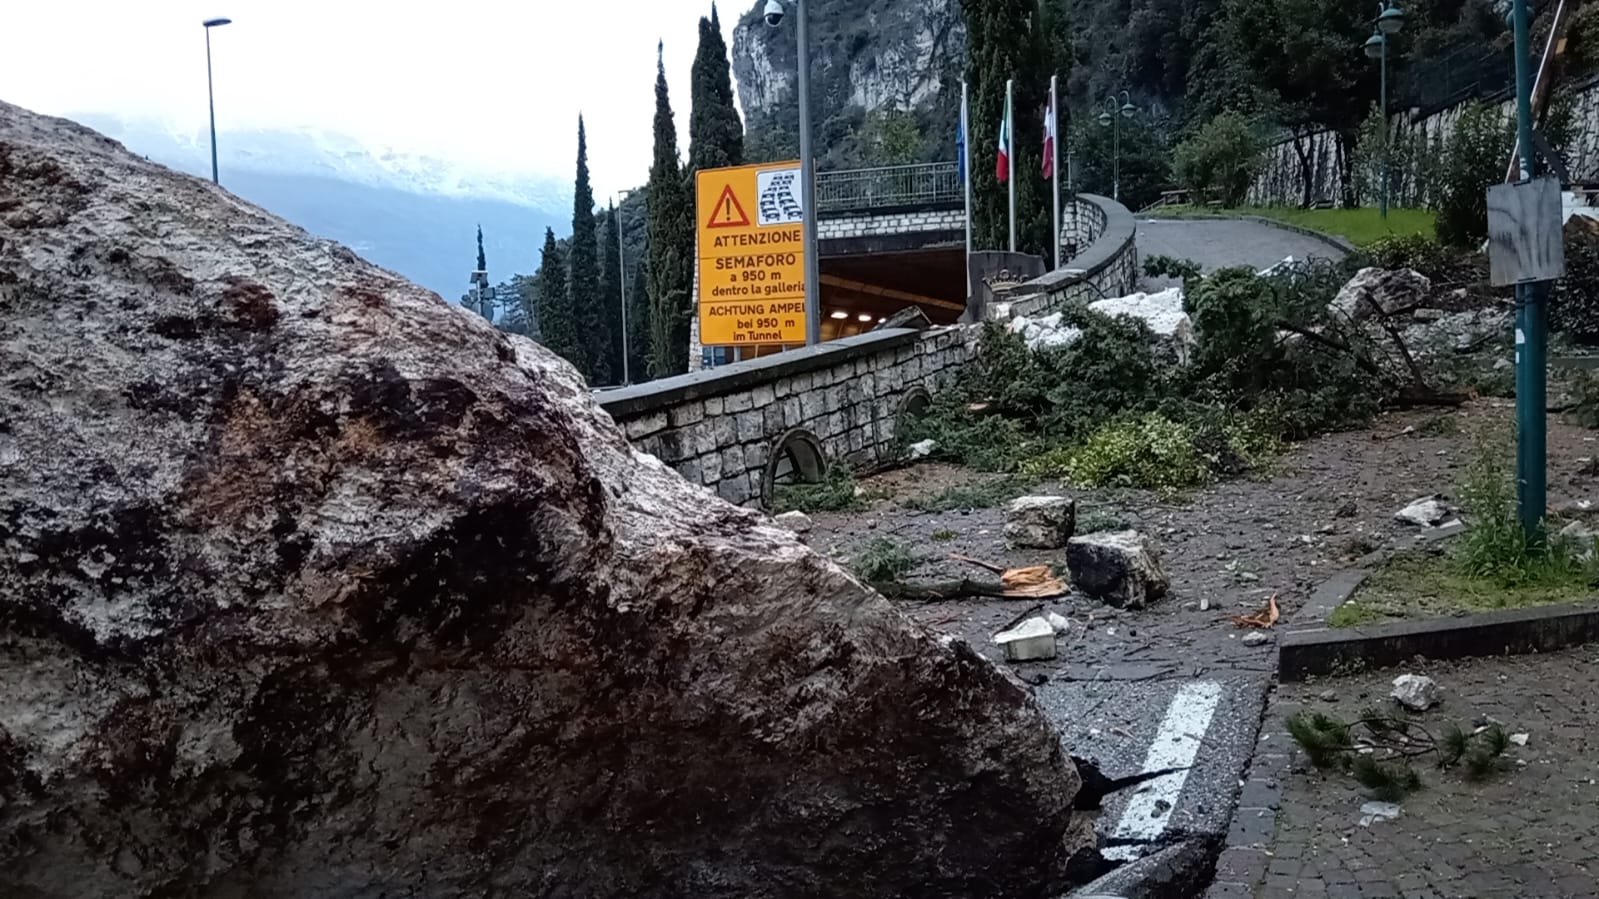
[764,1,822,347]
[1098,90,1136,202]
[203,17,232,185]
[1362,3,1403,219]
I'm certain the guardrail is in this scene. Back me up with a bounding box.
[816,162,962,213]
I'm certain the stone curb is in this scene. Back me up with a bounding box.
[1280,596,1599,681]
[1201,697,1300,899]
[1137,211,1360,257]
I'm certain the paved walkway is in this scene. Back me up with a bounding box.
[1209,647,1599,899]
[1137,217,1348,289]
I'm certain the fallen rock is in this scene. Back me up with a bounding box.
[1006,494,1078,549]
[1241,631,1270,647]
[773,510,814,533]
[1066,531,1171,609]
[995,617,1059,661]
[1395,496,1452,527]
[1391,674,1442,711]
[0,102,1089,898]
[1009,310,1083,350]
[1559,520,1599,560]
[1088,286,1195,364]
[906,438,938,460]
[1331,267,1432,323]
[1045,611,1073,634]
[1358,801,1402,827]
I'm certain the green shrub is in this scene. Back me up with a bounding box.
[1172,110,1264,207]
[1143,254,1203,284]
[851,538,917,582]
[1364,234,1457,279]
[1029,413,1213,491]
[771,464,863,514]
[1433,102,1514,248]
[908,477,1034,512]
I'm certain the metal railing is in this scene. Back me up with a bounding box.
[815,161,962,213]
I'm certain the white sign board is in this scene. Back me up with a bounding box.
[1487,176,1565,287]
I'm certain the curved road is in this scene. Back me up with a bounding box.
[1137,216,1348,289]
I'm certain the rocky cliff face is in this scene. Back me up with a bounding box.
[732,0,964,160]
[0,100,1089,898]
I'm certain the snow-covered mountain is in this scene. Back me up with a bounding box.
[72,113,568,298]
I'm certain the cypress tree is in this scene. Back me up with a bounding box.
[599,202,626,382]
[688,4,744,173]
[645,42,695,377]
[535,227,576,364]
[964,0,1059,257]
[567,116,608,384]
[629,260,651,381]
[476,224,487,274]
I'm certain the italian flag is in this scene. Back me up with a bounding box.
[1042,90,1057,179]
[995,90,1012,182]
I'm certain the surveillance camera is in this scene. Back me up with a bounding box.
[763,0,785,27]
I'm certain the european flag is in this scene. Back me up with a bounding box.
[956,110,967,183]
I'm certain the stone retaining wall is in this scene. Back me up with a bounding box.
[1248,73,1599,207]
[600,326,977,507]
[1005,193,1140,318]
[818,207,965,240]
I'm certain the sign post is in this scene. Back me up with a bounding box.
[695,161,809,349]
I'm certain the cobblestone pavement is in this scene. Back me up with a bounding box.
[1137,217,1347,289]
[1209,647,1599,899]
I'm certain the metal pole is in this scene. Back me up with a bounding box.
[1511,0,1548,541]
[1380,33,1389,220]
[616,200,630,385]
[205,27,220,185]
[797,0,822,346]
[1113,106,1121,203]
[1051,74,1060,270]
[962,80,973,310]
[1006,78,1016,253]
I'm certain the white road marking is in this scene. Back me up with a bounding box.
[1101,681,1224,861]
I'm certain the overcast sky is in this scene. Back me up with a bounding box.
[0,0,745,197]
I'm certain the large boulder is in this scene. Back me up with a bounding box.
[1330,267,1432,323]
[1089,286,1195,365]
[0,102,1087,897]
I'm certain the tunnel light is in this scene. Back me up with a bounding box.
[857,313,873,322]
[877,317,886,323]
[829,311,849,320]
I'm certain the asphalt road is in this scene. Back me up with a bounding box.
[1136,217,1349,290]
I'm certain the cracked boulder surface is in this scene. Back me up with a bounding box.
[0,100,1087,898]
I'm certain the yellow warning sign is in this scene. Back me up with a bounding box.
[695,161,807,347]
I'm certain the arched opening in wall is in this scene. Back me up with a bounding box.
[761,428,826,509]
[888,387,934,457]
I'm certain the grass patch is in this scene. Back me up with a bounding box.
[1337,550,1596,626]
[1156,204,1436,246]
[851,538,917,582]
[906,476,1034,512]
[1333,432,1599,627]
[931,528,958,542]
[771,464,862,514]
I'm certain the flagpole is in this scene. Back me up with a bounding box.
[1006,78,1016,253]
[1050,74,1060,271]
[962,80,973,314]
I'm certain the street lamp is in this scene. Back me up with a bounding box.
[764,1,821,347]
[1097,90,1136,203]
[202,17,232,185]
[1362,3,1404,219]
